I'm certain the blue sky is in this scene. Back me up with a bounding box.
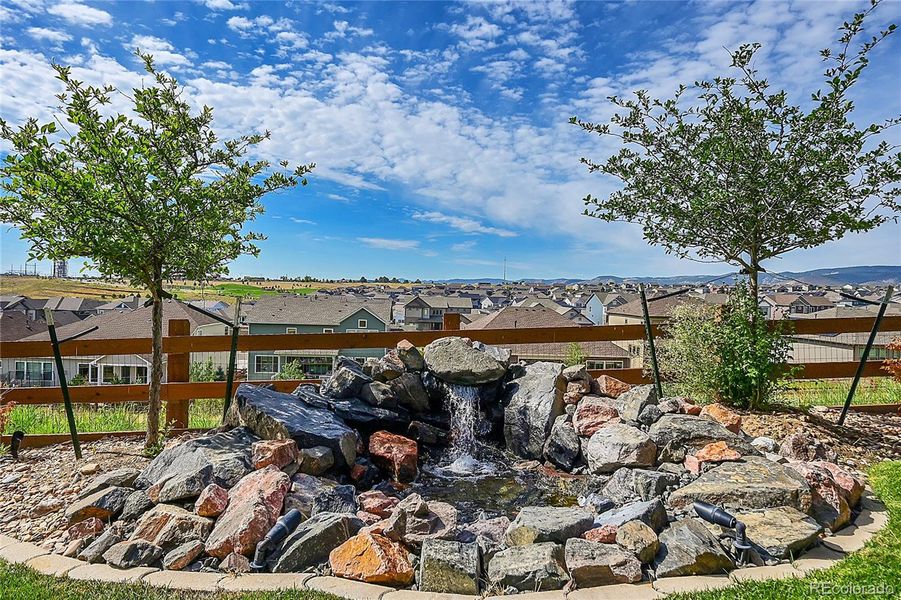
[1,0,899,281]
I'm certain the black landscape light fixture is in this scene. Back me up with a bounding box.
[693,500,751,565]
[10,431,25,461]
[250,508,302,571]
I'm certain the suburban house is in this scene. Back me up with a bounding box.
[5,300,228,387]
[606,295,708,361]
[788,295,835,315]
[464,305,632,369]
[403,296,473,331]
[514,296,594,325]
[244,295,392,379]
[96,295,149,314]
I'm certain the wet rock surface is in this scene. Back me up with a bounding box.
[654,518,735,578]
[504,361,566,459]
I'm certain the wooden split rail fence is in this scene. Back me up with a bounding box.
[1,314,898,448]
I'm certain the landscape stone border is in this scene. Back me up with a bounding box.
[0,490,889,600]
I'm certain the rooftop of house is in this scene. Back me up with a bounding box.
[607,294,705,318]
[405,295,474,310]
[464,305,579,330]
[244,295,392,327]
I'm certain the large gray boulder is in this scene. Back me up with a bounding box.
[227,384,357,468]
[154,454,213,503]
[505,506,595,546]
[585,423,657,474]
[423,337,507,385]
[648,414,758,460]
[79,468,141,499]
[321,357,372,398]
[730,506,823,559]
[487,542,569,592]
[593,498,669,533]
[136,427,258,490]
[103,539,164,569]
[654,518,735,578]
[269,512,364,573]
[564,538,642,585]
[504,361,566,459]
[543,415,581,471]
[419,539,479,595]
[388,372,431,413]
[615,385,657,422]
[668,456,812,513]
[65,486,131,525]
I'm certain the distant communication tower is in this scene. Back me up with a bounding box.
[53,259,68,279]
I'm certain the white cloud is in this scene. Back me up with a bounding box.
[358,237,420,250]
[318,3,351,15]
[327,193,351,202]
[47,2,112,26]
[289,217,316,225]
[27,27,72,43]
[325,20,374,41]
[452,241,477,252]
[205,0,247,10]
[128,35,190,66]
[412,211,518,237]
[448,16,502,51]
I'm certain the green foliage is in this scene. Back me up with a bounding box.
[143,420,175,458]
[573,2,899,293]
[68,373,88,386]
[274,360,306,380]
[564,342,587,367]
[0,52,313,447]
[658,284,795,409]
[189,358,217,382]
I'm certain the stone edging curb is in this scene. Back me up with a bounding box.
[0,493,889,599]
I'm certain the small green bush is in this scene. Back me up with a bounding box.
[564,342,587,367]
[274,360,305,380]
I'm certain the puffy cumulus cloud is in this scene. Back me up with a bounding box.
[127,35,191,67]
[27,27,73,43]
[47,2,112,26]
[358,237,420,250]
[412,211,517,237]
[326,20,375,41]
[448,16,503,51]
[205,0,247,10]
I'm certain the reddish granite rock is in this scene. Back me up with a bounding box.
[679,398,703,416]
[358,490,399,518]
[593,375,632,399]
[67,517,105,540]
[573,397,619,437]
[204,466,291,558]
[329,533,415,586]
[684,454,702,475]
[356,511,382,525]
[695,441,741,463]
[700,403,742,434]
[252,439,299,470]
[815,461,864,507]
[583,524,617,543]
[786,462,850,532]
[195,483,229,517]
[131,504,214,552]
[221,552,252,573]
[369,431,419,483]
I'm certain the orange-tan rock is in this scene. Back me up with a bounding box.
[700,403,742,433]
[251,439,299,470]
[583,524,617,543]
[329,532,415,585]
[593,375,632,399]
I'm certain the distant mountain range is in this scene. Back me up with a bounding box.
[439,265,901,287]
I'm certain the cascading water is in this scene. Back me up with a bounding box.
[437,383,496,476]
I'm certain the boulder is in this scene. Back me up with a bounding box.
[669,456,812,513]
[615,385,657,422]
[65,486,131,525]
[269,512,364,573]
[505,506,595,546]
[615,520,659,563]
[396,339,425,371]
[578,493,616,514]
[815,461,864,507]
[312,484,358,515]
[419,539,479,595]
[632,469,680,502]
[585,423,657,474]
[562,364,589,382]
[195,484,229,518]
[252,439,298,470]
[564,537,642,585]
[601,468,641,505]
[648,414,758,459]
[67,517,105,541]
[321,357,372,398]
[462,516,511,545]
[583,525,618,543]
[657,397,682,414]
[131,504,214,552]
[700,403,742,434]
[154,456,214,503]
[543,416,581,471]
[136,427,258,490]
[387,372,431,413]
[79,468,141,499]
[284,473,336,518]
[103,539,164,569]
[221,552,252,574]
[779,432,837,462]
[654,518,734,578]
[230,384,356,468]
[78,527,123,563]
[328,397,411,429]
[593,375,632,399]
[382,493,458,545]
[593,498,668,533]
[358,490,399,518]
[369,431,418,483]
[573,396,619,437]
[407,420,450,446]
[163,540,205,571]
[504,361,566,459]
[329,533,414,586]
[205,466,291,558]
[784,462,850,531]
[360,381,398,408]
[730,506,823,559]
[487,542,569,592]
[373,351,406,382]
[423,337,507,385]
[299,446,335,476]
[120,490,153,522]
[637,404,663,426]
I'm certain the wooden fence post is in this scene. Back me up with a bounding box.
[443,312,461,331]
[166,318,191,429]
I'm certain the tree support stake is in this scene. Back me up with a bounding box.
[44,308,81,459]
[223,297,242,422]
[639,285,664,399]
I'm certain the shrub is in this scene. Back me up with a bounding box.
[884,337,901,381]
[274,360,305,380]
[564,342,587,367]
[0,400,15,435]
[189,358,217,382]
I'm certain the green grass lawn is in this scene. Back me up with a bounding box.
[778,377,901,407]
[1,461,898,599]
[207,283,315,298]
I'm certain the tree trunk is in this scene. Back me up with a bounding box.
[146,289,163,448]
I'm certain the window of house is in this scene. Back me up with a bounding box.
[255,355,279,374]
[323,328,334,333]
[102,365,116,383]
[358,319,367,329]
[15,360,53,383]
[135,366,148,383]
[286,327,297,334]
[421,308,429,318]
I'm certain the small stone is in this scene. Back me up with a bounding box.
[637,404,663,426]
[583,525,617,543]
[120,490,154,521]
[505,506,595,546]
[593,498,668,533]
[251,439,299,470]
[565,537,642,585]
[369,431,418,483]
[78,527,123,563]
[419,538,479,594]
[751,436,778,453]
[593,375,632,399]
[329,533,414,586]
[298,446,335,476]
[358,490,399,518]
[65,486,131,525]
[64,538,88,558]
[103,539,164,569]
[700,403,742,434]
[32,497,65,517]
[67,517,105,541]
[615,520,659,564]
[543,416,581,471]
[79,463,100,476]
[195,484,229,518]
[615,385,657,422]
[131,504,214,553]
[220,552,252,573]
[163,540,205,571]
[584,423,657,474]
[312,484,358,515]
[396,339,425,371]
[779,432,837,462]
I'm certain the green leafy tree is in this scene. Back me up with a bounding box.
[564,342,587,367]
[0,54,313,447]
[275,360,306,380]
[189,358,217,383]
[572,1,900,299]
